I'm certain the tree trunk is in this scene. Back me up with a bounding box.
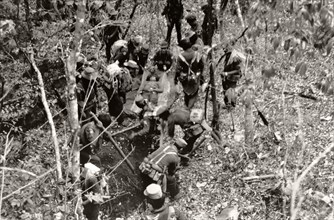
[24,0,32,40]
[36,0,42,9]
[115,0,123,10]
[234,0,245,29]
[122,0,139,39]
[66,0,86,217]
[207,0,219,130]
[30,52,63,181]
[218,0,229,41]
[244,90,254,147]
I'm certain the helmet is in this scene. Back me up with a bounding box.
[160,40,168,49]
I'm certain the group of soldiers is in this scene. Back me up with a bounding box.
[77,0,244,219]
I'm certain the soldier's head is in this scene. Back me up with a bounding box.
[131,35,143,48]
[97,113,112,128]
[160,40,169,49]
[141,44,150,57]
[144,184,165,210]
[81,67,98,81]
[190,109,204,123]
[82,162,101,178]
[185,14,197,25]
[179,38,192,51]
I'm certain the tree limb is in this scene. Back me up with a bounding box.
[29,52,63,181]
[290,143,334,220]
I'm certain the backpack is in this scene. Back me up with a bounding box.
[145,206,177,220]
[178,52,202,95]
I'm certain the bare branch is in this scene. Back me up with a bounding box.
[29,51,63,181]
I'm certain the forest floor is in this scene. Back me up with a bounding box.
[99,40,334,219]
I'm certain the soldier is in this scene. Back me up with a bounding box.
[127,35,143,62]
[76,67,99,122]
[185,14,201,38]
[111,39,129,66]
[162,0,184,46]
[81,163,107,220]
[79,113,112,166]
[201,4,218,46]
[139,138,187,199]
[143,183,188,220]
[167,108,211,156]
[103,9,122,62]
[221,48,245,108]
[185,31,204,52]
[153,40,174,72]
[175,38,206,109]
[137,43,150,76]
[103,61,132,124]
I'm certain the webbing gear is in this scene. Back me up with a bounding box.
[178,52,201,95]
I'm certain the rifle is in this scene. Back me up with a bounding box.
[204,27,249,117]
[90,112,136,173]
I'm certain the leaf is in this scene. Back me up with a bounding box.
[298,63,308,76]
[284,39,291,51]
[320,116,332,121]
[295,62,302,73]
[196,182,207,188]
[234,131,244,142]
[288,0,294,14]
[319,7,330,24]
[262,66,276,79]
[326,39,333,56]
[217,206,239,220]
[272,37,280,51]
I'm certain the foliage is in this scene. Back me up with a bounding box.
[1,0,334,219]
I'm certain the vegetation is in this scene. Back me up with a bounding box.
[1,0,334,219]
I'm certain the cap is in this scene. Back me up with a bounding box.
[84,162,101,175]
[124,60,139,69]
[144,183,163,200]
[160,40,168,49]
[175,138,187,148]
[141,44,150,54]
[82,67,98,80]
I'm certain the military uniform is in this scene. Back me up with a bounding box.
[76,67,99,122]
[221,49,244,108]
[162,0,183,45]
[153,41,173,72]
[82,163,102,220]
[79,121,103,166]
[175,42,205,109]
[140,143,181,198]
[167,108,210,155]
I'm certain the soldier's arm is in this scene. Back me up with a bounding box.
[174,58,182,84]
[175,208,188,220]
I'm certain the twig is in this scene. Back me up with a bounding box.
[0,132,13,217]
[90,112,135,173]
[2,168,55,201]
[111,123,141,137]
[0,167,37,177]
[242,174,277,181]
[29,51,63,181]
[290,143,334,220]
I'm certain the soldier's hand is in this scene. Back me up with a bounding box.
[202,82,208,92]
